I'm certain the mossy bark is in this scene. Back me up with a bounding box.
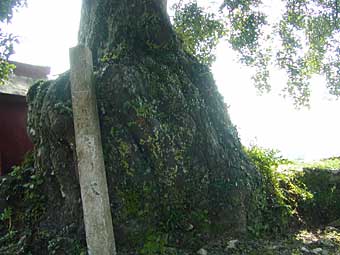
[25,0,264,252]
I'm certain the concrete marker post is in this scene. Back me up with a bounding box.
[69,45,116,255]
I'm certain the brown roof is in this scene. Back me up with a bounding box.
[0,61,51,96]
[9,61,50,80]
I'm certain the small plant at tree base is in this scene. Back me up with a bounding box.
[140,231,168,255]
[0,207,13,230]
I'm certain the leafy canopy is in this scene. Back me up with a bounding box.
[172,0,340,107]
[0,0,26,85]
[172,1,226,65]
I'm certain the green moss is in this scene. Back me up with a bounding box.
[53,101,73,117]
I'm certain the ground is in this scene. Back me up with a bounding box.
[134,227,340,255]
[202,227,340,255]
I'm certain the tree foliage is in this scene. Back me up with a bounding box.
[173,0,340,106]
[0,0,26,85]
[0,0,26,22]
[172,1,226,65]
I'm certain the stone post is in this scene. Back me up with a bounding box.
[69,45,116,255]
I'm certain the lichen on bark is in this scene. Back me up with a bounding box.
[12,0,267,252]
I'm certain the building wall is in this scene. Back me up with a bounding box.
[0,93,33,175]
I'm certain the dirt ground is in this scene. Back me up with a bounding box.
[196,227,340,255]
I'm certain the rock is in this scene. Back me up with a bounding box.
[301,247,310,253]
[312,248,323,254]
[226,239,239,249]
[197,248,208,255]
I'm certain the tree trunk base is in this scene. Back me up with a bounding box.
[25,44,265,252]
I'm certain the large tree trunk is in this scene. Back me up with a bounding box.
[25,0,264,253]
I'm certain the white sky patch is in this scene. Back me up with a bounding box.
[4,0,340,161]
[212,44,340,161]
[4,0,81,76]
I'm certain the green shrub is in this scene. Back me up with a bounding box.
[245,146,291,235]
[245,145,313,235]
[0,152,88,254]
[246,146,340,230]
[297,167,340,225]
[302,157,340,170]
[279,157,340,226]
[0,152,43,253]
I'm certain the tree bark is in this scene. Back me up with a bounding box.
[78,0,173,66]
[24,0,265,253]
[161,0,167,13]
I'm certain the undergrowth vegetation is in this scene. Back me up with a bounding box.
[245,146,311,235]
[0,152,44,254]
[0,153,85,254]
[245,145,340,233]
[1,147,340,254]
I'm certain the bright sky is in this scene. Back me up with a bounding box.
[4,0,340,161]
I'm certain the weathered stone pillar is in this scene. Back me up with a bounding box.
[69,45,116,255]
